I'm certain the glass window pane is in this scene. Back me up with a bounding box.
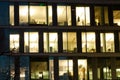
[82,32,96,52]
[63,32,77,53]
[100,33,114,52]
[94,6,109,26]
[10,34,19,52]
[48,5,53,25]
[19,6,28,25]
[31,62,48,79]
[49,57,54,80]
[59,58,73,80]
[78,59,87,80]
[57,6,71,26]
[76,7,90,26]
[30,5,47,25]
[10,5,14,26]
[44,33,58,53]
[113,10,120,26]
[24,32,39,53]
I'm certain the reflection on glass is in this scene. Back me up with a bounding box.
[78,59,87,80]
[113,10,120,26]
[10,5,14,26]
[57,6,71,26]
[24,32,38,53]
[76,7,90,26]
[100,33,114,52]
[59,58,73,80]
[44,33,58,53]
[63,32,77,53]
[82,32,96,52]
[10,34,19,52]
[19,6,28,25]
[94,6,109,26]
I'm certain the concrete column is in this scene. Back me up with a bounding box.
[54,57,59,80]
[14,56,20,80]
[73,57,78,80]
[92,58,98,80]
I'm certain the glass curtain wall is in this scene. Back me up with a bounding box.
[24,32,39,53]
[10,34,19,52]
[100,33,114,52]
[59,58,73,80]
[94,6,109,26]
[76,6,90,26]
[44,32,58,53]
[82,32,96,52]
[63,32,77,53]
[57,5,71,26]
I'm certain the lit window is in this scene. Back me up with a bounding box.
[63,32,77,53]
[82,32,96,52]
[94,6,109,26]
[76,7,90,26]
[19,6,28,25]
[19,3,52,26]
[24,32,39,53]
[100,33,114,52]
[44,32,58,53]
[59,58,73,80]
[113,10,120,26]
[10,5,14,26]
[29,4,52,25]
[78,59,87,80]
[10,34,19,52]
[57,5,71,26]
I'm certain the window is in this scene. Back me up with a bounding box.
[57,5,71,26]
[19,5,28,25]
[24,32,39,53]
[63,32,77,53]
[31,62,48,79]
[82,32,96,52]
[19,3,52,26]
[113,10,120,26]
[44,32,58,53]
[76,6,90,26]
[59,58,73,80]
[94,6,109,26]
[10,34,19,52]
[78,59,87,80]
[100,33,114,52]
[10,5,14,26]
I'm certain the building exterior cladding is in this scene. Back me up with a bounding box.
[0,0,120,80]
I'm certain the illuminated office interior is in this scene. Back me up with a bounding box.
[0,1,120,80]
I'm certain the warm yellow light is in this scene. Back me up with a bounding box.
[20,6,28,16]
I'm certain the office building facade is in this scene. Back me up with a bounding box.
[0,0,120,80]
